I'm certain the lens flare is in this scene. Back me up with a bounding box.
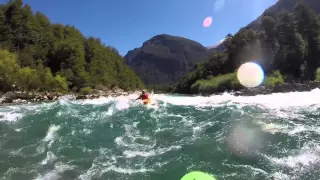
[226,123,265,158]
[237,62,264,88]
[203,17,212,28]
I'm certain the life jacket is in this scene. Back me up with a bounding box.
[141,93,149,100]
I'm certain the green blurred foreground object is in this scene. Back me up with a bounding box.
[181,171,217,180]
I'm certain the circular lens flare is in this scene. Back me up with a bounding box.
[203,17,212,28]
[237,62,264,88]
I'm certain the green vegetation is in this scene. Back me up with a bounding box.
[0,0,143,93]
[146,84,175,93]
[315,68,320,82]
[175,2,320,94]
[190,73,241,94]
[263,70,285,87]
[79,87,93,95]
[0,49,68,92]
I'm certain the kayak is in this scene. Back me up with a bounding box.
[142,98,151,105]
[181,171,216,180]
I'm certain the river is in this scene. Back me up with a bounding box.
[1,90,320,180]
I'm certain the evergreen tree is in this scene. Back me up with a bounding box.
[260,15,280,72]
[293,2,320,79]
[0,0,143,93]
[275,11,306,79]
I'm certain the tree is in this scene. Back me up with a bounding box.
[0,49,19,91]
[0,0,144,93]
[293,2,320,80]
[260,15,280,72]
[275,11,306,79]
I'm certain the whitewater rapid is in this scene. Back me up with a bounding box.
[1,89,320,180]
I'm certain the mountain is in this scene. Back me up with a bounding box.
[247,0,320,30]
[207,38,228,52]
[124,0,320,86]
[124,34,210,85]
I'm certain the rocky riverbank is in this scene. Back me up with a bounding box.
[0,87,137,104]
[230,81,320,96]
[1,82,320,104]
[185,81,320,97]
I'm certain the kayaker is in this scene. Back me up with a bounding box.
[136,90,149,100]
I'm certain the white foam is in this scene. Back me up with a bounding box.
[271,172,290,180]
[0,112,23,122]
[78,163,152,180]
[270,152,319,168]
[153,94,207,106]
[258,121,286,134]
[265,142,320,168]
[59,94,76,101]
[114,124,153,150]
[43,125,61,147]
[153,88,320,109]
[114,97,131,110]
[76,93,139,105]
[83,128,91,135]
[0,101,56,123]
[259,121,320,136]
[105,108,113,116]
[14,128,22,132]
[288,126,307,135]
[41,151,57,165]
[103,166,152,174]
[77,96,114,105]
[123,145,181,158]
[35,162,74,180]
[57,99,72,106]
[223,163,268,175]
[78,147,154,180]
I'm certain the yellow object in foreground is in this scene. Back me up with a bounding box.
[142,99,151,104]
[181,171,216,180]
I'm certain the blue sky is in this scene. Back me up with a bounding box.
[1,0,277,55]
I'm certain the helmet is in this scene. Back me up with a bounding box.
[142,89,146,92]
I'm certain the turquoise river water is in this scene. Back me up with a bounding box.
[1,90,320,180]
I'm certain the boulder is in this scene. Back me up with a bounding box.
[2,98,13,103]
[76,95,87,100]
[2,91,15,99]
[59,94,76,101]
[13,99,27,104]
[112,86,124,94]
[92,89,106,96]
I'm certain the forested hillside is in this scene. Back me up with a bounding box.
[247,0,320,30]
[175,1,320,94]
[0,0,143,93]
